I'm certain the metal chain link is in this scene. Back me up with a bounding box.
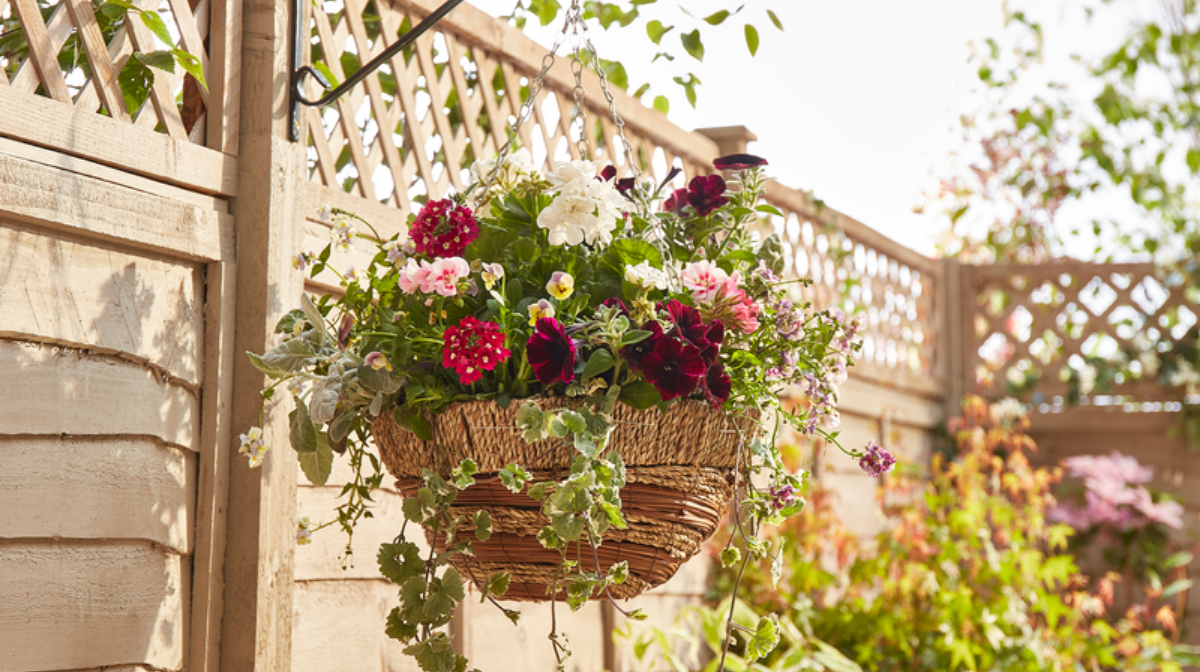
[476,0,643,204]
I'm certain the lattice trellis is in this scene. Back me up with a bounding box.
[964,263,1196,403]
[760,186,939,381]
[304,0,711,209]
[0,0,213,144]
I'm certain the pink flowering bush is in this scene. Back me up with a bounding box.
[1050,450,1186,577]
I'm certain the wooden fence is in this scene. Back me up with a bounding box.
[1,0,1194,670]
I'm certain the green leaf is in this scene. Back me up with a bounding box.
[619,381,663,410]
[720,545,741,568]
[680,29,704,61]
[134,50,176,72]
[531,0,560,25]
[619,330,652,346]
[1188,148,1200,174]
[473,509,493,542]
[359,364,403,394]
[409,412,434,441]
[385,606,418,642]
[581,349,616,380]
[246,351,287,378]
[1163,578,1193,599]
[704,10,729,25]
[171,47,208,91]
[261,338,316,373]
[139,11,175,46]
[423,568,466,623]
[652,95,669,115]
[378,541,426,586]
[767,9,783,30]
[301,293,327,345]
[483,571,511,601]
[297,434,334,485]
[646,19,672,45]
[289,395,319,454]
[811,640,864,672]
[628,608,648,621]
[98,1,133,18]
[558,409,587,434]
[403,633,464,672]
[744,24,760,56]
[527,481,551,501]
[744,615,780,662]
[498,464,530,493]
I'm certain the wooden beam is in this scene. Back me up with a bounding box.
[219,0,307,664]
[0,86,239,196]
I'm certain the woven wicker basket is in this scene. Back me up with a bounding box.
[372,397,754,601]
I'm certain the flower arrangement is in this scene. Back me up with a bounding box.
[245,150,880,671]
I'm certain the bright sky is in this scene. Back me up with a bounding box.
[468,0,1141,257]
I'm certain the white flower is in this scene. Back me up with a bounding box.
[315,204,333,223]
[296,516,314,545]
[470,147,537,187]
[680,260,735,302]
[342,266,359,285]
[481,262,505,290]
[1079,364,1098,396]
[544,159,599,188]
[238,426,269,468]
[624,261,669,291]
[330,217,356,253]
[536,173,625,247]
[990,397,1025,424]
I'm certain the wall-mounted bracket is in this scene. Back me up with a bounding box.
[289,0,467,142]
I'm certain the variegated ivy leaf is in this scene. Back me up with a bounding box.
[744,615,780,662]
[482,571,511,602]
[720,545,741,568]
[473,509,492,542]
[498,464,529,493]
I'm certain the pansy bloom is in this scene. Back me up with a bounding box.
[442,316,511,385]
[526,317,577,385]
[410,199,479,258]
[686,175,728,216]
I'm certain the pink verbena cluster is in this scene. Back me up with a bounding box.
[1049,451,1183,532]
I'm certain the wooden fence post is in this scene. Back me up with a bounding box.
[221,0,307,667]
[939,258,965,419]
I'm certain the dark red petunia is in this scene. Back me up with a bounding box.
[662,300,710,351]
[662,188,689,216]
[526,317,577,385]
[615,177,636,195]
[713,154,768,171]
[641,338,705,401]
[702,362,732,407]
[700,319,725,366]
[686,175,728,216]
[620,320,665,371]
[598,165,618,182]
[409,199,479,258]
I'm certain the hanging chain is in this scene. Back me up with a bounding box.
[476,0,643,204]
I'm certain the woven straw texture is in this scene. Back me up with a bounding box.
[374,398,753,602]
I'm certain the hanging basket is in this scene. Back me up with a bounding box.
[372,397,757,601]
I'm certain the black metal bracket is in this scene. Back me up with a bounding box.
[289,0,468,142]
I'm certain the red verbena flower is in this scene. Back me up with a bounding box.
[713,154,768,171]
[641,338,705,401]
[410,199,479,258]
[686,175,728,216]
[526,317,577,385]
[442,316,511,385]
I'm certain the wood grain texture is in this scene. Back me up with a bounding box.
[0,436,195,553]
[0,153,233,263]
[0,340,199,451]
[0,86,238,196]
[292,580,419,672]
[0,540,185,672]
[0,223,204,384]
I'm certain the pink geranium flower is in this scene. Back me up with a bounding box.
[398,257,470,297]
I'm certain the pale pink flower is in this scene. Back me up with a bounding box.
[422,257,470,296]
[398,258,431,294]
[681,260,731,302]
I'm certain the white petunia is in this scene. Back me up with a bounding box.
[624,261,669,291]
[536,174,626,247]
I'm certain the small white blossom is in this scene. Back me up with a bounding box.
[315,204,333,223]
[624,261,669,291]
[330,217,356,253]
[295,516,314,545]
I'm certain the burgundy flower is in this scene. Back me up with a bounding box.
[656,167,683,196]
[598,165,618,182]
[686,175,728,216]
[700,320,725,365]
[713,154,768,171]
[703,362,732,407]
[620,321,665,371]
[615,177,636,195]
[526,317,577,385]
[662,300,710,351]
[409,199,479,257]
[662,188,689,216]
[641,338,705,401]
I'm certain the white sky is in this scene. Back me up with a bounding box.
[468,0,1142,256]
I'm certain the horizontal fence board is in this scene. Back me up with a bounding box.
[0,86,238,197]
[0,540,185,672]
[0,153,233,264]
[300,217,381,296]
[457,596,607,672]
[305,183,408,239]
[292,579,418,672]
[0,223,204,384]
[0,436,196,554]
[295,484,409,581]
[0,340,199,451]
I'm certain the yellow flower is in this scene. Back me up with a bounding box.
[546,271,575,300]
[528,299,556,326]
